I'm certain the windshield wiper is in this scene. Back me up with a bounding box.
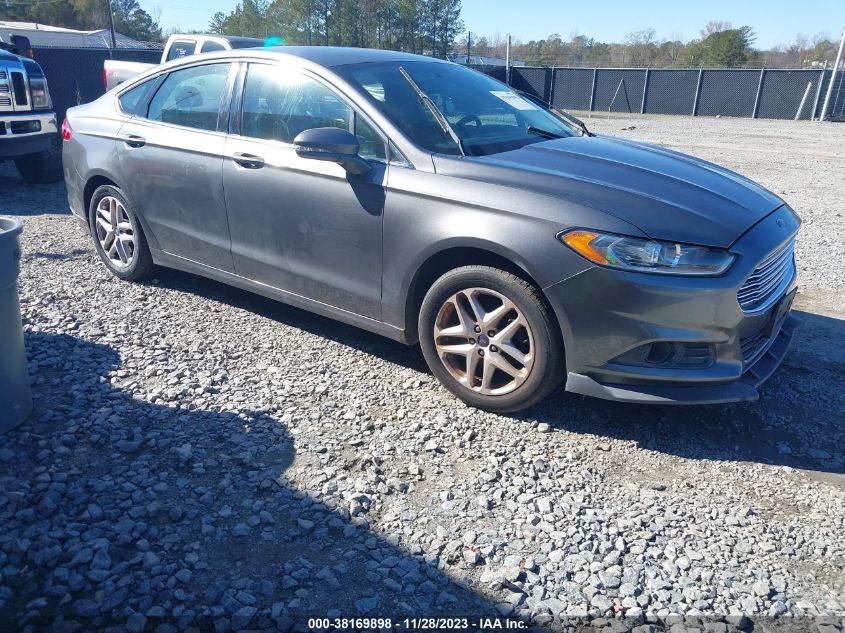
[526,126,564,140]
[555,108,593,137]
[398,66,465,156]
[515,90,593,137]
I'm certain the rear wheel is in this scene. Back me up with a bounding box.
[418,266,564,413]
[88,185,154,281]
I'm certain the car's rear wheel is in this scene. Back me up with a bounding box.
[88,185,154,281]
[418,266,564,413]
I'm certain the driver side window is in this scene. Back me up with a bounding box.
[241,64,352,144]
[355,114,386,161]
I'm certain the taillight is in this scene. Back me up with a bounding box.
[61,118,73,141]
[103,68,108,89]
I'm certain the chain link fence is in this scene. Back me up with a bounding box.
[31,47,161,122]
[28,46,845,124]
[473,64,845,121]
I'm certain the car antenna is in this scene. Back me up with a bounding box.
[398,66,466,156]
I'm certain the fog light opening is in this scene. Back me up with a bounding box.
[644,341,675,365]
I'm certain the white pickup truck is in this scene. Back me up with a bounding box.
[104,34,263,91]
[0,36,62,183]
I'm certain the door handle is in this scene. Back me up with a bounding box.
[121,134,146,148]
[232,152,265,169]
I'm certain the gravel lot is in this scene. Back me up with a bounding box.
[1,114,844,632]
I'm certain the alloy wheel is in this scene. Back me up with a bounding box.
[95,196,136,269]
[433,287,535,396]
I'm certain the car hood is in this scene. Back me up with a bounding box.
[438,135,785,248]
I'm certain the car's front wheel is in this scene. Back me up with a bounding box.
[14,136,63,184]
[418,266,564,413]
[88,185,154,281]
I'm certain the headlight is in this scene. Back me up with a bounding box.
[560,229,735,275]
[29,76,52,110]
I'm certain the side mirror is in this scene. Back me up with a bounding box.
[293,127,371,175]
[10,35,33,58]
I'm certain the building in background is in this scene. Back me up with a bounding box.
[0,21,147,48]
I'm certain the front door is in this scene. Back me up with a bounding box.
[222,63,387,319]
[118,62,235,271]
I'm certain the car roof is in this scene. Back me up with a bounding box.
[225,46,446,68]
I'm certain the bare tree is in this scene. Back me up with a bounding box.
[701,20,731,38]
[625,27,658,67]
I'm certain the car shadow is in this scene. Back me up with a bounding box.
[0,332,503,630]
[0,164,71,217]
[141,267,429,374]
[143,266,845,478]
[516,308,845,476]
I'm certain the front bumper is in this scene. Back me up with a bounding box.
[545,206,800,404]
[0,112,57,159]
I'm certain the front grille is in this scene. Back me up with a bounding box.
[740,331,769,365]
[0,70,7,80]
[0,96,11,107]
[737,239,795,312]
[10,71,27,106]
[0,83,9,93]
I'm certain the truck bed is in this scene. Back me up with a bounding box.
[104,60,155,91]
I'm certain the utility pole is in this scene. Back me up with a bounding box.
[466,31,471,64]
[820,27,845,121]
[506,33,511,84]
[106,0,117,49]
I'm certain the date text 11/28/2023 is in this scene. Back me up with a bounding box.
[306,617,529,630]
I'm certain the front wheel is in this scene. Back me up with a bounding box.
[14,136,63,184]
[418,266,565,413]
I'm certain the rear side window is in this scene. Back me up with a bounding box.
[148,63,230,131]
[118,77,157,116]
[200,40,225,53]
[240,64,351,143]
[166,41,194,61]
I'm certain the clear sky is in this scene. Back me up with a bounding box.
[460,0,843,48]
[142,0,844,49]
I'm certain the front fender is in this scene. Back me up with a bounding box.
[381,166,622,334]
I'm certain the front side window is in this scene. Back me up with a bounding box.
[354,114,386,161]
[241,64,351,144]
[166,41,194,61]
[118,77,158,116]
[148,63,230,131]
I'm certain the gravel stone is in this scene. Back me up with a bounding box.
[1,115,844,629]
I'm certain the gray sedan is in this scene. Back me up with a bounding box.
[62,47,799,413]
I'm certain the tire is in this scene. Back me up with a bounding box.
[418,266,565,413]
[88,185,154,281]
[14,135,63,184]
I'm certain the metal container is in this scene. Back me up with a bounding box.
[0,217,32,432]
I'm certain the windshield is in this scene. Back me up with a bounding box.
[334,61,576,157]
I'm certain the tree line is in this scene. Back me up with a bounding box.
[1,0,841,70]
[208,0,462,58]
[472,22,841,69]
[0,0,162,42]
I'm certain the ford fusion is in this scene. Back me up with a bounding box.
[62,47,799,413]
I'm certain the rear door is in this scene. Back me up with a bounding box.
[118,61,236,271]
